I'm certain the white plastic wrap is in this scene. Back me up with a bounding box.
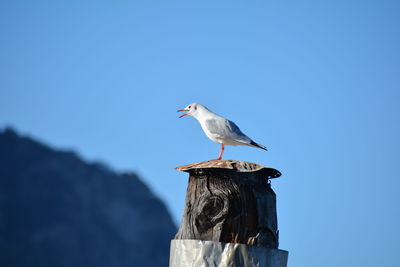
[170,239,288,267]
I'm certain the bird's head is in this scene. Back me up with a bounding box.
[177,103,203,118]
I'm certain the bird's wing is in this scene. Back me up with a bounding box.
[226,120,252,144]
[204,119,222,135]
[227,120,267,150]
[205,118,252,144]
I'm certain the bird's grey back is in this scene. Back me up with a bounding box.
[205,118,252,143]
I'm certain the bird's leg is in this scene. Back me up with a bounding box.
[217,144,224,160]
[211,144,224,161]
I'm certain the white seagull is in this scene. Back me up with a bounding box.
[178,103,267,160]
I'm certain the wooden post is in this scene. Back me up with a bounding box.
[170,160,288,267]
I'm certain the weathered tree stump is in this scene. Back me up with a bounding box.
[174,160,281,248]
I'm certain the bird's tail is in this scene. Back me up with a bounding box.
[250,141,268,151]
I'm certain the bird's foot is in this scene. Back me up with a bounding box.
[210,157,222,161]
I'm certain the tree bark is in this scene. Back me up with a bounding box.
[174,160,281,249]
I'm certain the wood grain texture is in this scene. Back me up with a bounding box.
[175,164,279,249]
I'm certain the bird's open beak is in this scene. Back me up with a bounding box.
[177,109,189,118]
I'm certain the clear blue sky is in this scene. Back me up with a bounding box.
[1,1,399,266]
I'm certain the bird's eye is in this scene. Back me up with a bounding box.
[188,106,191,109]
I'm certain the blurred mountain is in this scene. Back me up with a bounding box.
[0,127,176,267]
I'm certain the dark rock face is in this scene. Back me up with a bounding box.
[0,128,176,267]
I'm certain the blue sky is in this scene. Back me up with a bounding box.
[1,1,400,266]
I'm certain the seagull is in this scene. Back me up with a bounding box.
[177,103,267,160]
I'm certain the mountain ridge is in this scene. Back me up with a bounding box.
[0,127,176,267]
